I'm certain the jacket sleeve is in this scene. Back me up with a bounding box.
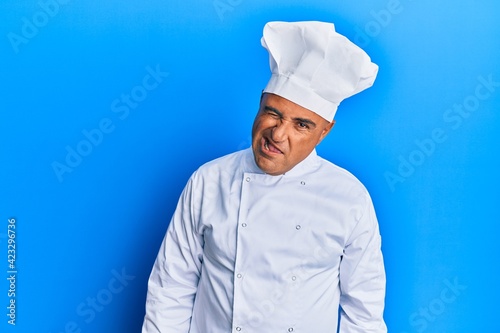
[338,193,387,333]
[142,176,204,333]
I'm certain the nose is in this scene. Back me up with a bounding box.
[271,121,288,143]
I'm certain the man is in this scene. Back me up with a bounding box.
[142,21,386,332]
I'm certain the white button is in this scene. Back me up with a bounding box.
[295,225,301,230]
[242,223,247,227]
[237,273,242,278]
[236,327,242,331]
[291,276,296,281]
[300,181,305,185]
[245,177,251,182]
[288,328,294,332]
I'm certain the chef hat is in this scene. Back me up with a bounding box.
[261,21,378,122]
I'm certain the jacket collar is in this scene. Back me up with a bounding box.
[243,147,320,177]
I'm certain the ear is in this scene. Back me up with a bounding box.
[317,120,335,144]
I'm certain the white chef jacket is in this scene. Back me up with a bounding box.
[142,148,386,333]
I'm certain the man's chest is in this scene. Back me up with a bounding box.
[198,173,352,275]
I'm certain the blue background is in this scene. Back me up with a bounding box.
[1,0,499,332]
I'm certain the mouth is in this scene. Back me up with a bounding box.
[262,137,283,155]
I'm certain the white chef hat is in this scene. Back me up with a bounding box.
[261,21,378,122]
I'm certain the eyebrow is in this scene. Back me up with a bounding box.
[264,105,317,128]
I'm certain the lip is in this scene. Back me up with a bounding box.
[261,137,283,155]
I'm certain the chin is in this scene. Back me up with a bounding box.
[258,162,285,176]
[254,158,276,175]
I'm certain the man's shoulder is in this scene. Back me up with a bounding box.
[315,155,370,196]
[201,149,248,169]
[192,149,249,179]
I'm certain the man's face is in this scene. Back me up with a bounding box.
[251,93,335,175]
